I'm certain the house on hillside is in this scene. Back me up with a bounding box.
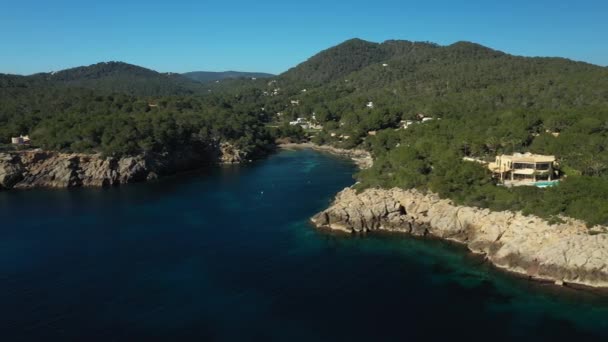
[11,135,31,146]
[289,118,310,129]
[489,153,557,185]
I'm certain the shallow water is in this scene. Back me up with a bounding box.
[1,149,607,341]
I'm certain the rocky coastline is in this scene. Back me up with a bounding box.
[278,143,373,169]
[312,187,608,289]
[0,142,247,190]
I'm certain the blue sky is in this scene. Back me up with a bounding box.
[1,0,607,75]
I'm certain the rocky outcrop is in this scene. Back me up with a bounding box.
[219,142,247,164]
[0,142,248,190]
[0,151,154,189]
[312,187,608,289]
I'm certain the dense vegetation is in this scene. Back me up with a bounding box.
[2,38,608,226]
[1,62,206,97]
[183,71,274,84]
[270,39,608,226]
[0,67,274,157]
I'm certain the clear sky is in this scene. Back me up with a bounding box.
[1,0,607,75]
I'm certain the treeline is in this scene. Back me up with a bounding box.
[0,86,273,157]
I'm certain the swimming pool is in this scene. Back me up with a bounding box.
[535,180,560,188]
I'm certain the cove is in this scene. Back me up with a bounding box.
[1,149,607,341]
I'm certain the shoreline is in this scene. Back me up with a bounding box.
[1,143,368,191]
[278,142,373,169]
[311,187,608,290]
[0,142,248,191]
[312,223,608,294]
[5,145,608,291]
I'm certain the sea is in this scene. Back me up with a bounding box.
[1,149,607,341]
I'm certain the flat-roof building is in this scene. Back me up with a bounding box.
[489,153,556,184]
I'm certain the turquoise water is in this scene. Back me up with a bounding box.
[535,180,560,188]
[1,149,608,341]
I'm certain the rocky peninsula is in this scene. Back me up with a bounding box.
[312,187,608,289]
[0,142,246,190]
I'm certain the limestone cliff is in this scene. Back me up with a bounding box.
[0,142,247,190]
[312,187,608,289]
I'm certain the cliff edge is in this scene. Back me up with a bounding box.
[0,142,246,190]
[312,187,608,289]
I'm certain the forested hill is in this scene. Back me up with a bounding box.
[1,62,206,96]
[269,38,608,123]
[280,38,439,85]
[0,62,274,158]
[279,38,605,90]
[2,38,608,224]
[264,39,608,226]
[183,71,275,83]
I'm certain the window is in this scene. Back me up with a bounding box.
[536,163,551,171]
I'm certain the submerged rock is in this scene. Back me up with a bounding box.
[312,187,608,289]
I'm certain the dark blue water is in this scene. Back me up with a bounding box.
[1,149,608,341]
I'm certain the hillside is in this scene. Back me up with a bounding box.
[261,39,608,226]
[280,38,439,85]
[2,38,608,225]
[183,71,274,83]
[1,62,206,97]
[268,39,607,120]
[0,62,273,158]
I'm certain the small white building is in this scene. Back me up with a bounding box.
[11,135,30,145]
[366,101,374,109]
[289,118,308,126]
[290,100,300,105]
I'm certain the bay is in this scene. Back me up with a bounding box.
[1,149,607,341]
